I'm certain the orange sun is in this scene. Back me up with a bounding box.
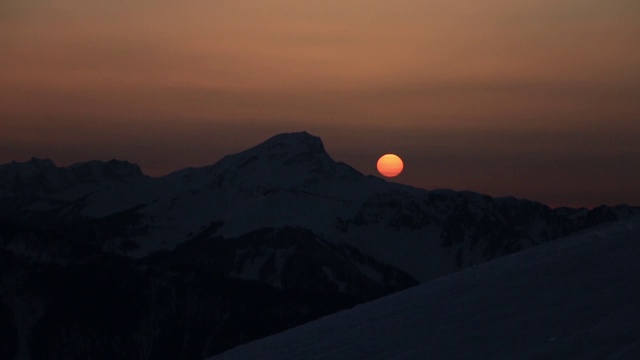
[377,154,404,177]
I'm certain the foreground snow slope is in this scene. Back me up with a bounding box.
[213,217,640,360]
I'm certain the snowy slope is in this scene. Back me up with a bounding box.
[212,217,640,360]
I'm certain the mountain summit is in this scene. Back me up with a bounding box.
[250,131,326,154]
[205,131,362,192]
[0,158,144,198]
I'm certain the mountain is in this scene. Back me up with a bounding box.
[211,216,640,360]
[1,131,639,359]
[0,224,417,360]
[0,158,144,199]
[2,132,637,278]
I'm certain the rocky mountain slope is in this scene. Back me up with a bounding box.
[1,131,638,359]
[212,216,640,360]
[0,223,416,360]
[2,132,638,280]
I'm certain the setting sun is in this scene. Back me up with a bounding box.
[377,154,404,177]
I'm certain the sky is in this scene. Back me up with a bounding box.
[1,0,639,208]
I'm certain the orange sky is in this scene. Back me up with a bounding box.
[1,0,639,207]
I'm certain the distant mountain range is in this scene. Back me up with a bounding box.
[1,131,638,359]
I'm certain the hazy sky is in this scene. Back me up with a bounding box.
[1,0,639,207]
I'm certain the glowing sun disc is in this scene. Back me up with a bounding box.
[377,154,404,177]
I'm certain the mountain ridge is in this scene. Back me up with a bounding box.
[0,157,145,199]
[2,132,634,210]
[1,131,639,359]
[1,131,639,278]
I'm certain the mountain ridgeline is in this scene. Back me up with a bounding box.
[1,132,638,359]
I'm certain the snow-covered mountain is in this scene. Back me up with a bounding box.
[0,157,144,199]
[1,131,639,359]
[2,132,638,280]
[212,216,640,360]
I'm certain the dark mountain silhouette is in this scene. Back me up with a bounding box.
[0,158,144,198]
[1,131,638,359]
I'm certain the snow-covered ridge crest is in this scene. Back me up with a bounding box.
[205,131,363,193]
[0,157,145,198]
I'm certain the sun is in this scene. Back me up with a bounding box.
[377,154,404,177]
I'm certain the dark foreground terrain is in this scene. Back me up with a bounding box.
[213,217,640,360]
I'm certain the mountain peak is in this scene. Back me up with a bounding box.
[264,131,323,145]
[0,158,57,181]
[3,157,56,170]
[207,131,361,192]
[68,159,144,181]
[0,157,145,198]
[28,157,56,167]
[218,131,329,165]
[252,131,326,157]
